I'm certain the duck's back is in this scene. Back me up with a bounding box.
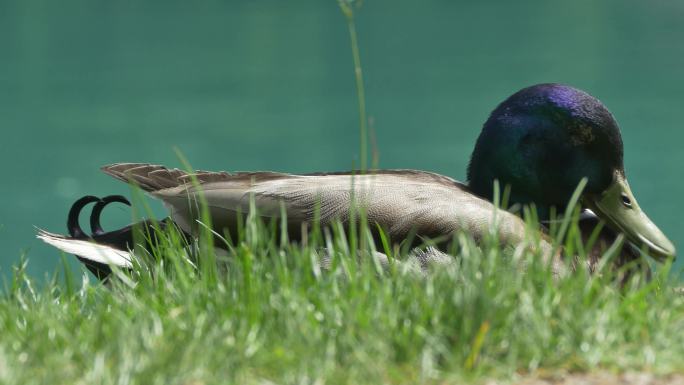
[102,163,529,248]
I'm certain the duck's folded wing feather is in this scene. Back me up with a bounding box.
[102,163,528,244]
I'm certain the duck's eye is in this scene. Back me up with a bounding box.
[621,193,632,208]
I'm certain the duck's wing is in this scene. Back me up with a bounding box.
[101,163,530,247]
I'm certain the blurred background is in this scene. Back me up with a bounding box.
[1,0,683,279]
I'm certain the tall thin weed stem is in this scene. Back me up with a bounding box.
[338,0,368,172]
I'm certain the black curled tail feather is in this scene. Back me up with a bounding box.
[67,196,101,239]
[63,195,112,279]
[90,195,131,236]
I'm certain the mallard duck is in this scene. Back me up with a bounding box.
[38,83,675,278]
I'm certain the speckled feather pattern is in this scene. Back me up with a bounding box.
[101,163,534,251]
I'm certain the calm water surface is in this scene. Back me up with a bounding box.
[2,0,683,278]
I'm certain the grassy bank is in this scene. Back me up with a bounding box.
[1,210,683,385]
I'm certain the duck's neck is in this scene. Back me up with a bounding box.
[467,181,558,221]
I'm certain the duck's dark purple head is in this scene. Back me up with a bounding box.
[467,83,675,260]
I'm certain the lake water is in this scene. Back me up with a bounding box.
[2,0,683,278]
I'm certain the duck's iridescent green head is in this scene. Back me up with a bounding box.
[468,83,675,260]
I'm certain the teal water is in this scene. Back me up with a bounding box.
[2,0,683,278]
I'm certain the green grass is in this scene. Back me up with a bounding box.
[1,206,683,385]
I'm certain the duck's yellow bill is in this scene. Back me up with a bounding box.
[584,174,676,261]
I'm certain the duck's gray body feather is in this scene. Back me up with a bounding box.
[102,163,534,250]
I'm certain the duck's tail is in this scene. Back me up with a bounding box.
[37,194,188,281]
[37,229,132,276]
